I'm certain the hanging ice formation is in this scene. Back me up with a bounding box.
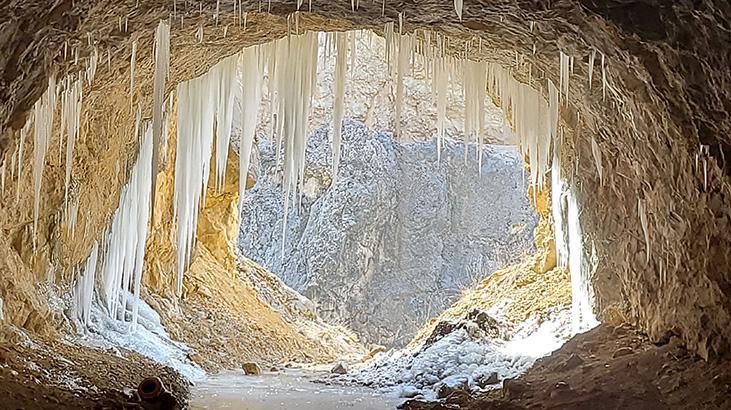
[213,54,239,190]
[394,34,411,139]
[98,121,154,327]
[17,111,32,201]
[74,241,98,327]
[463,60,487,170]
[590,136,603,185]
[588,49,596,89]
[268,33,319,251]
[454,0,463,20]
[130,40,138,108]
[238,46,264,212]
[559,51,570,100]
[32,74,57,248]
[331,32,348,180]
[61,76,83,209]
[70,120,153,331]
[151,20,171,222]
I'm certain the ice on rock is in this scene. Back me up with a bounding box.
[344,310,572,398]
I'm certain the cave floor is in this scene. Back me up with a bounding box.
[401,324,731,410]
[189,368,403,410]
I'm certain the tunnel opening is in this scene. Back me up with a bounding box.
[1,1,731,410]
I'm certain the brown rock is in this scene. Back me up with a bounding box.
[612,347,634,359]
[476,372,500,387]
[242,362,262,375]
[331,363,347,374]
[560,353,584,371]
[503,378,530,399]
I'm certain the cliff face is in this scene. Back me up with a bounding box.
[239,120,537,346]
[1,1,731,360]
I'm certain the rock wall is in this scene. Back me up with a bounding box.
[239,120,536,346]
[1,1,731,359]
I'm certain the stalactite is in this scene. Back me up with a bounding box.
[238,45,264,212]
[74,241,98,327]
[99,121,154,326]
[17,114,32,201]
[588,49,596,89]
[213,53,239,190]
[332,32,348,180]
[591,136,603,185]
[32,74,57,248]
[151,20,170,223]
[454,0,463,20]
[394,34,411,139]
[130,40,138,108]
[62,76,83,209]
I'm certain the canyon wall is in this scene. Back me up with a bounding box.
[239,120,537,346]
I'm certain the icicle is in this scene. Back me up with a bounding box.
[559,51,570,101]
[601,52,607,101]
[394,34,411,139]
[590,136,603,185]
[332,32,347,180]
[454,0,463,20]
[75,241,98,327]
[62,76,83,208]
[196,25,204,43]
[588,48,596,89]
[213,53,239,190]
[130,40,138,108]
[86,47,98,85]
[32,74,57,248]
[238,46,264,212]
[151,20,171,223]
[17,110,32,201]
[98,120,154,327]
[638,198,650,263]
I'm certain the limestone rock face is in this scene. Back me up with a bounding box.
[239,121,537,346]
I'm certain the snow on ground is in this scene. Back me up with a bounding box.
[70,293,205,381]
[333,308,572,400]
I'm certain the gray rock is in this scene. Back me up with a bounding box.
[331,363,348,374]
[239,120,537,347]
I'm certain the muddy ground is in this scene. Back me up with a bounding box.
[402,324,731,410]
[0,326,189,409]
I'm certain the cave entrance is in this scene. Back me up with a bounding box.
[206,27,580,406]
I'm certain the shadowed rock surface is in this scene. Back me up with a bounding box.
[239,121,537,346]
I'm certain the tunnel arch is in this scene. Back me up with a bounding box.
[1,1,730,360]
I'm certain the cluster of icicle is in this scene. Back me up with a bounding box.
[10,6,621,333]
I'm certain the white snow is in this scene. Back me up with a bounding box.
[341,309,572,399]
[73,295,205,382]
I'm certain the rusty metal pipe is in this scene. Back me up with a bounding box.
[138,377,164,400]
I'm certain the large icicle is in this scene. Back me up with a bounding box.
[17,112,32,201]
[130,40,138,108]
[394,34,411,139]
[331,32,348,180]
[213,53,239,190]
[151,20,171,222]
[62,76,83,208]
[32,74,57,247]
[74,241,98,327]
[238,45,264,212]
[99,120,154,325]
